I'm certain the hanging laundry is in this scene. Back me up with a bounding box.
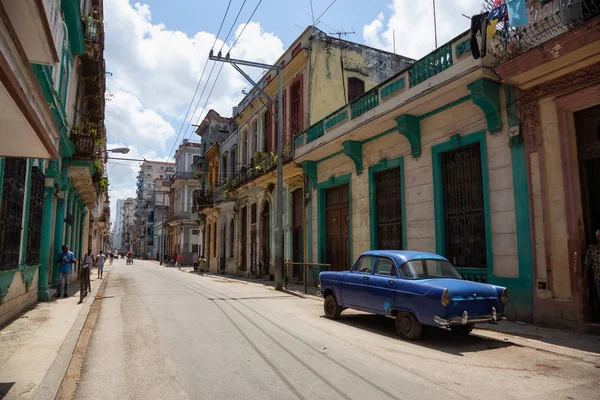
[507,0,528,28]
[504,19,510,50]
[470,12,489,60]
[488,3,508,21]
[493,0,503,7]
[487,19,499,38]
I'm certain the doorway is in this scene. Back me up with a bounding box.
[374,168,403,250]
[261,202,270,276]
[292,188,304,278]
[575,104,600,321]
[325,184,350,271]
[241,206,247,271]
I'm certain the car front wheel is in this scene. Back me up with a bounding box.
[450,323,475,335]
[323,294,342,319]
[395,312,423,340]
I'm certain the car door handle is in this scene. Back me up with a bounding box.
[363,276,369,280]
[388,280,395,284]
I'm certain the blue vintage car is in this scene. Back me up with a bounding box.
[318,250,507,340]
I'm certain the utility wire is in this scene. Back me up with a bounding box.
[229,0,263,52]
[314,0,337,26]
[219,0,248,53]
[165,1,233,163]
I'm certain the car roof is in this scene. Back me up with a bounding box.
[360,250,449,265]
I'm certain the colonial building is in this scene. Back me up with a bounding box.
[153,177,171,261]
[203,26,414,278]
[489,0,600,328]
[134,160,175,257]
[122,197,136,252]
[166,139,207,264]
[0,0,108,326]
[112,199,125,251]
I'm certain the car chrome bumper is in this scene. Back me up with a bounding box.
[434,308,498,326]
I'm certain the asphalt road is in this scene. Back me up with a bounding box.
[74,259,600,400]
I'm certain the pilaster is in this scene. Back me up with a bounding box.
[52,198,66,288]
[38,187,56,301]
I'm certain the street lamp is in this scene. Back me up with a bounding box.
[105,147,130,154]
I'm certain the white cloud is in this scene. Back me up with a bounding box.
[104,0,285,226]
[362,0,480,59]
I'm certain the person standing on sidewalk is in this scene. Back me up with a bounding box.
[95,251,106,279]
[177,253,183,270]
[584,229,600,301]
[55,245,76,298]
[192,253,199,272]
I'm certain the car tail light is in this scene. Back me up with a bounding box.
[501,288,508,303]
[441,289,450,306]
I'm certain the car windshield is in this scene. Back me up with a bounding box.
[400,259,463,280]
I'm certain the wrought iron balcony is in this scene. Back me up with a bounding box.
[71,131,95,158]
[169,171,194,182]
[489,0,600,63]
[83,17,103,44]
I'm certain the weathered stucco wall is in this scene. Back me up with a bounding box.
[309,37,412,124]
[0,270,39,328]
[537,97,571,299]
[310,98,520,278]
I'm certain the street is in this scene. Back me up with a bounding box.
[74,259,600,400]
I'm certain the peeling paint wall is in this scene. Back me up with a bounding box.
[309,34,413,123]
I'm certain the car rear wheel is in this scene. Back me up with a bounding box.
[323,294,342,319]
[450,324,475,335]
[395,312,423,340]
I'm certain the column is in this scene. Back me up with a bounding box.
[52,198,66,288]
[72,200,81,266]
[79,208,86,259]
[64,190,72,249]
[38,187,56,301]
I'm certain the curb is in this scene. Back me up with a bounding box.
[34,274,109,400]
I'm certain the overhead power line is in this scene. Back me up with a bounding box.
[165,0,233,163]
[219,0,247,53]
[230,0,263,51]
[314,0,337,26]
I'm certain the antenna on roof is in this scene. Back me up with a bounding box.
[328,29,356,39]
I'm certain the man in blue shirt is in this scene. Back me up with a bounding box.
[55,245,76,298]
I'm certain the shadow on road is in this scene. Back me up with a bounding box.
[332,313,513,356]
[0,382,15,398]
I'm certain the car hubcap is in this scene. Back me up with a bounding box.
[401,317,412,332]
[325,299,334,315]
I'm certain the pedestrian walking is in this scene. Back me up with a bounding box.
[198,254,206,276]
[55,245,75,298]
[192,253,199,272]
[109,252,114,265]
[176,253,182,270]
[96,250,106,279]
[584,229,600,302]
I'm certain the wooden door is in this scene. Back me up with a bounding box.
[261,202,270,276]
[292,188,304,278]
[241,207,247,271]
[326,184,350,271]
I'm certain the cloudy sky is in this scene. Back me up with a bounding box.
[105,0,481,224]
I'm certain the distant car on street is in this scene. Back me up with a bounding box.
[318,250,508,340]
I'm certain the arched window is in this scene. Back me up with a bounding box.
[230,147,237,175]
[348,77,365,102]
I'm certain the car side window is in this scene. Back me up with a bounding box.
[353,256,375,274]
[400,261,423,279]
[375,257,397,277]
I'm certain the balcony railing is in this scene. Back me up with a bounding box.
[83,17,103,43]
[489,0,600,63]
[170,171,194,182]
[71,131,95,158]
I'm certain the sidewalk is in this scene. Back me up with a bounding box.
[0,271,105,400]
[175,267,600,365]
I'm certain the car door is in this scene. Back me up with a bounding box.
[341,255,375,309]
[368,257,398,314]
